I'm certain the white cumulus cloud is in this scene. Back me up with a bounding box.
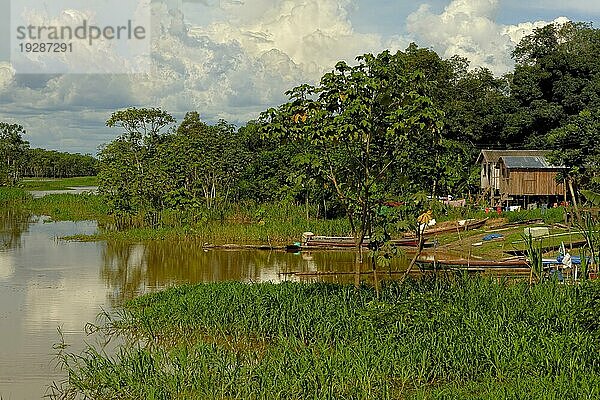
[407,0,569,75]
[188,0,388,80]
[0,62,15,90]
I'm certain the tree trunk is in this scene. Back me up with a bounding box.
[372,254,380,298]
[354,251,361,288]
[568,177,581,223]
[400,228,425,283]
[305,192,309,220]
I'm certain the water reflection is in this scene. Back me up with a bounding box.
[0,211,104,399]
[100,240,415,304]
[101,241,320,304]
[0,208,30,252]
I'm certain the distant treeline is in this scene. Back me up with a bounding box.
[0,122,97,185]
[23,148,98,178]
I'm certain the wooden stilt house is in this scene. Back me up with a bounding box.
[477,150,566,207]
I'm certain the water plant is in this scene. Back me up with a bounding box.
[50,277,600,399]
[522,233,543,284]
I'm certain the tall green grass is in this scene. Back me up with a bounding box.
[1,188,349,242]
[51,278,600,399]
[89,202,352,244]
[26,193,109,222]
[0,187,30,204]
[0,188,108,222]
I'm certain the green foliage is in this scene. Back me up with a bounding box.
[0,122,29,186]
[502,207,565,225]
[581,190,600,207]
[0,187,107,222]
[164,113,250,209]
[508,21,600,189]
[574,212,600,279]
[23,148,97,178]
[261,50,445,244]
[522,233,543,280]
[0,187,30,204]
[2,121,97,186]
[52,279,600,399]
[106,107,176,144]
[100,109,254,217]
[99,107,177,213]
[26,193,109,222]
[72,201,351,244]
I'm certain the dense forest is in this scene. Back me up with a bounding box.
[2,22,600,223]
[0,122,98,184]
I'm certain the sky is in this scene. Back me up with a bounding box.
[0,0,599,155]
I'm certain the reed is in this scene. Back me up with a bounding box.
[26,193,110,222]
[51,277,600,399]
[82,202,352,244]
[0,187,30,204]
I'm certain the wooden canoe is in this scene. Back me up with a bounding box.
[405,218,489,238]
[425,258,529,267]
[301,236,425,248]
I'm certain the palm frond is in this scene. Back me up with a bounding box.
[581,190,600,207]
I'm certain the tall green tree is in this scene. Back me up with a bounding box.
[546,109,600,216]
[161,112,250,209]
[509,22,600,147]
[0,122,29,186]
[261,51,444,252]
[100,108,176,212]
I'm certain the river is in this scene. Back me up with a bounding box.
[0,208,414,399]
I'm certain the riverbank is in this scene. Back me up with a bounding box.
[1,187,351,244]
[1,187,108,222]
[1,185,579,257]
[51,278,600,399]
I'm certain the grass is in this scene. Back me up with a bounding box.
[437,224,587,259]
[51,277,600,399]
[20,176,98,190]
[432,204,565,226]
[71,214,351,244]
[0,187,351,243]
[69,201,352,244]
[27,193,109,222]
[0,187,109,222]
[0,186,31,203]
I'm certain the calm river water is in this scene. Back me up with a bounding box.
[0,209,413,399]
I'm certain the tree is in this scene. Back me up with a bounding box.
[24,148,97,178]
[509,22,600,147]
[260,51,444,257]
[546,109,600,218]
[161,112,250,209]
[100,108,176,213]
[0,122,29,186]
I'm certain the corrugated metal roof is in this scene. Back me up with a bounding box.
[477,150,550,164]
[500,156,564,169]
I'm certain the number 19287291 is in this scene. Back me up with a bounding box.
[18,42,73,53]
